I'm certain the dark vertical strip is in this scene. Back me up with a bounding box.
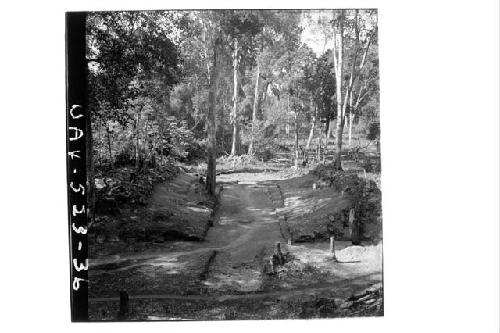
[66,11,88,322]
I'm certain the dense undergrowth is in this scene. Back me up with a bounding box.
[94,160,179,216]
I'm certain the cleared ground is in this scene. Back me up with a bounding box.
[88,169,383,320]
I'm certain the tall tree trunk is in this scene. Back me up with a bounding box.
[135,106,142,170]
[333,11,345,170]
[231,124,240,156]
[334,117,345,169]
[347,82,355,147]
[324,116,330,155]
[327,118,335,140]
[206,36,219,195]
[96,123,102,168]
[144,120,152,167]
[294,108,299,168]
[230,38,240,156]
[248,61,260,155]
[106,123,112,165]
[158,93,170,168]
[306,100,316,150]
[261,81,269,108]
[323,121,328,163]
[317,122,322,162]
[326,117,335,161]
[285,95,290,138]
[348,112,355,147]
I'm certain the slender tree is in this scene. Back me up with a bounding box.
[332,11,345,170]
[305,99,316,150]
[230,37,241,155]
[206,33,220,195]
[247,57,260,155]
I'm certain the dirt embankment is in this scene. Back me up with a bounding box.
[273,165,382,244]
[90,170,218,257]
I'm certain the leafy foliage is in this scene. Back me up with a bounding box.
[87,9,379,174]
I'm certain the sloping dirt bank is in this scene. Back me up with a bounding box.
[274,165,382,243]
[89,171,217,258]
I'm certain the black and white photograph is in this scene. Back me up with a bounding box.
[1,0,499,331]
[68,9,383,321]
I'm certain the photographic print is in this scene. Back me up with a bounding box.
[66,8,382,321]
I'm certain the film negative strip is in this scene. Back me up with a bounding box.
[66,12,88,321]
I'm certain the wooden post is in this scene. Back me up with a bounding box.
[350,207,360,245]
[269,257,276,274]
[276,242,282,256]
[275,242,285,265]
[330,235,337,261]
[118,291,129,320]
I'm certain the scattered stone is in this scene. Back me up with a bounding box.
[335,284,383,317]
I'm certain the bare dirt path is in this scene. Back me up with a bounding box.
[205,183,282,259]
[201,181,283,292]
[90,178,283,267]
[89,173,286,297]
